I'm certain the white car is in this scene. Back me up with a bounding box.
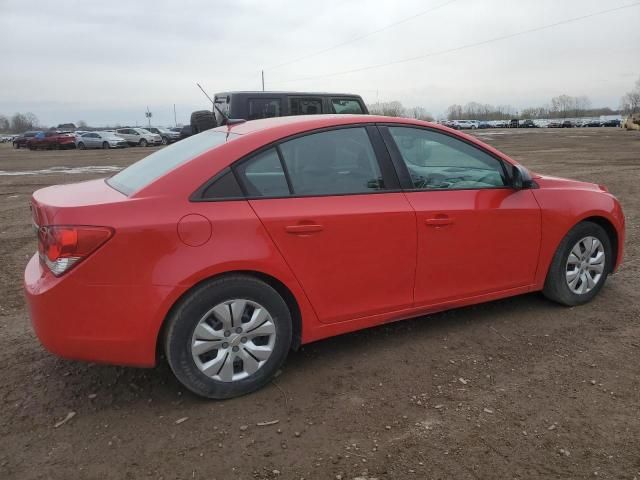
[76,131,128,149]
[456,120,478,130]
[115,128,162,147]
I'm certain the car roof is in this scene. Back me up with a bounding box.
[216,91,362,97]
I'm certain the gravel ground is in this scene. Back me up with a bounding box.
[0,127,638,480]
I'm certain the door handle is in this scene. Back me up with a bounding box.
[285,224,324,234]
[425,216,453,226]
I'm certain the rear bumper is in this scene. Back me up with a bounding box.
[24,254,171,367]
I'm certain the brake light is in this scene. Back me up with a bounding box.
[37,226,113,276]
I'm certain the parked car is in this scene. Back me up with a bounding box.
[144,127,180,145]
[190,91,369,133]
[477,121,491,129]
[492,120,508,128]
[13,131,41,148]
[179,125,193,140]
[509,119,519,128]
[25,114,625,399]
[561,120,574,128]
[455,120,478,130]
[602,119,621,127]
[27,131,76,150]
[548,120,562,128]
[583,119,602,127]
[520,119,537,128]
[115,128,162,147]
[76,131,128,149]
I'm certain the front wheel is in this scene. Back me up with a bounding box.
[543,221,612,306]
[102,141,109,149]
[161,136,169,145]
[164,275,292,399]
[139,138,148,147]
[77,142,86,150]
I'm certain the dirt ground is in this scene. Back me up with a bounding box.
[0,128,638,480]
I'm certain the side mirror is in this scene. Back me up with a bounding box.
[512,164,533,190]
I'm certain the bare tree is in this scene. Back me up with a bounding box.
[10,112,40,133]
[367,101,406,117]
[620,77,640,114]
[77,120,88,128]
[407,106,433,121]
[0,115,9,132]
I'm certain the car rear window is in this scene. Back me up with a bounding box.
[107,130,237,195]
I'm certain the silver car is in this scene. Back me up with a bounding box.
[76,131,128,149]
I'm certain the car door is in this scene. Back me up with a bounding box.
[380,125,541,305]
[86,133,98,148]
[235,126,417,324]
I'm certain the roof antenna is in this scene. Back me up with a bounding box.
[195,83,245,126]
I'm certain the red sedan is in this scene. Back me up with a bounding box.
[24,115,625,399]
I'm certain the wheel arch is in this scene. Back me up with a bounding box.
[155,270,303,363]
[579,215,619,271]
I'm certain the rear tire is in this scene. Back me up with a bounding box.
[190,110,217,134]
[164,275,292,399]
[543,221,612,306]
[78,142,86,150]
[102,141,109,149]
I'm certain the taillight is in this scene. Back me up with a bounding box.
[37,226,113,276]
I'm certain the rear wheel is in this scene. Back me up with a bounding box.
[190,110,217,134]
[164,275,292,399]
[543,221,612,306]
[77,142,86,150]
[139,138,148,147]
[102,141,109,149]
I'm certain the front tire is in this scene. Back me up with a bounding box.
[139,138,148,147]
[164,275,292,399]
[161,136,169,145]
[102,141,109,149]
[543,221,612,306]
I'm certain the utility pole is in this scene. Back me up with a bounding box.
[261,70,265,91]
[173,104,177,127]
[145,107,152,127]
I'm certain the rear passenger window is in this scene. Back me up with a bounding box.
[248,99,281,120]
[279,128,384,196]
[236,148,290,197]
[331,99,364,114]
[289,98,322,115]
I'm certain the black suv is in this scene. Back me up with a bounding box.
[190,91,368,133]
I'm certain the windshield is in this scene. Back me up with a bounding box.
[107,130,238,195]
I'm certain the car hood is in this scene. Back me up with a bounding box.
[532,173,607,193]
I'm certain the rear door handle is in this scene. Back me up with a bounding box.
[425,216,453,226]
[285,224,324,234]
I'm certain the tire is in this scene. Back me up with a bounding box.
[139,138,148,147]
[190,110,217,134]
[543,221,612,306]
[78,142,86,150]
[13,143,19,149]
[164,275,292,399]
[161,136,169,145]
[102,141,109,149]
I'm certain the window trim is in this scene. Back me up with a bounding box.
[377,124,515,192]
[190,123,402,202]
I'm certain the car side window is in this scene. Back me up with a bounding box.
[278,127,384,196]
[331,98,364,114]
[387,127,508,190]
[247,98,281,120]
[289,97,322,116]
[235,148,290,197]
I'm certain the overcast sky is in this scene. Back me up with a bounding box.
[1,0,639,126]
